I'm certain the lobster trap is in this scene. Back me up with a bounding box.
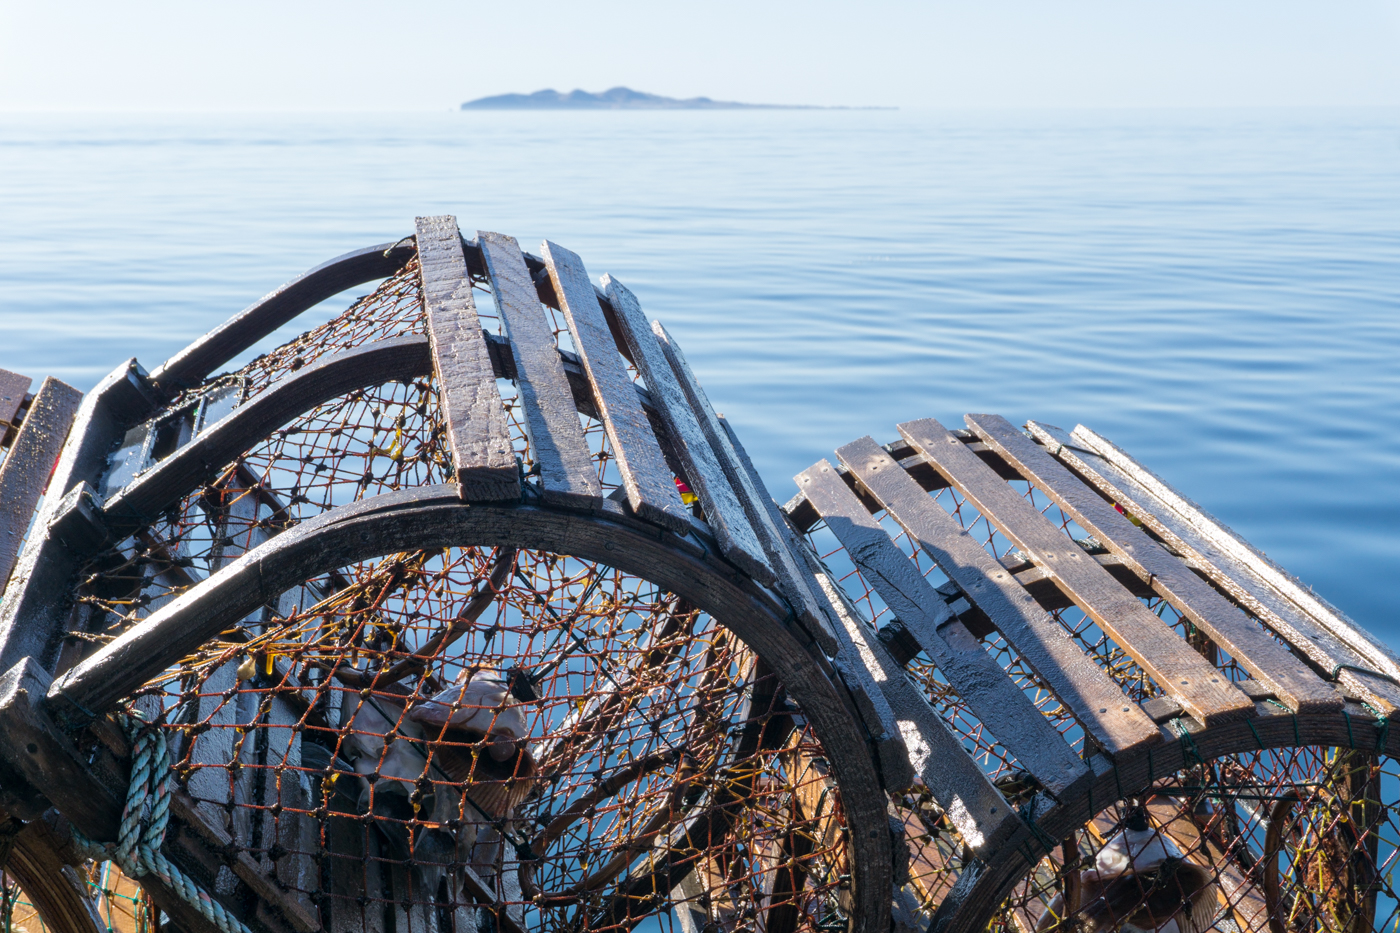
[1,216,1399,933]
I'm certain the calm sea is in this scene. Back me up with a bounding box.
[1,109,1397,640]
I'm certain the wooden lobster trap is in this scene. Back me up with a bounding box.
[0,216,1397,933]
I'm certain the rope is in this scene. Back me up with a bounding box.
[70,713,252,933]
[1245,717,1265,750]
[1330,663,1400,687]
[1016,795,1059,865]
[1170,718,1204,768]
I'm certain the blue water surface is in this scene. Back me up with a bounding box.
[1,108,1396,639]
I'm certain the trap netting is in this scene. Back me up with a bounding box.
[998,745,1400,933]
[116,547,851,933]
[51,256,855,932]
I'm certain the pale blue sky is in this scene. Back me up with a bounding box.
[2,0,1398,111]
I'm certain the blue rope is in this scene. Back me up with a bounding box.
[70,713,252,933]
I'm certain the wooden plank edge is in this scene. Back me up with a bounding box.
[714,413,840,655]
[1071,423,1400,686]
[602,277,774,586]
[1027,420,1400,717]
[0,377,82,592]
[966,413,1341,717]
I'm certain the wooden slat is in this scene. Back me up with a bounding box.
[828,435,1161,758]
[1027,420,1400,717]
[0,377,81,592]
[966,414,1340,716]
[789,536,917,790]
[478,231,600,510]
[540,241,688,533]
[415,215,519,501]
[711,409,840,654]
[708,412,892,779]
[0,369,32,434]
[797,459,1089,800]
[810,560,1018,854]
[1071,423,1400,687]
[0,359,155,676]
[603,276,773,584]
[898,417,1254,727]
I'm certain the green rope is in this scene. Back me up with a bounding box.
[1344,711,1356,749]
[1171,719,1204,768]
[70,713,252,933]
[1016,796,1059,865]
[1245,717,1265,750]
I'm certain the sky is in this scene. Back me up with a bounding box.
[2,0,1398,112]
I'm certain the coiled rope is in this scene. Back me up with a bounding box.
[70,713,252,933]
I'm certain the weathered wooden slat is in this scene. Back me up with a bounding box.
[713,409,907,786]
[828,435,1161,758]
[0,369,32,436]
[480,231,601,510]
[603,276,773,584]
[1026,420,1400,717]
[0,359,157,675]
[415,216,519,501]
[786,533,916,790]
[540,241,688,533]
[1070,423,1400,688]
[0,378,81,592]
[797,459,1089,800]
[644,339,836,652]
[967,414,1341,716]
[898,417,1255,726]
[810,566,1017,854]
[149,240,416,397]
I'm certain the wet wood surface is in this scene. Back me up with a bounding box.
[814,565,1017,854]
[1026,420,1400,718]
[0,377,81,591]
[900,416,1253,727]
[0,368,32,436]
[416,216,518,501]
[604,275,773,584]
[798,458,1089,800]
[480,231,601,510]
[542,241,688,532]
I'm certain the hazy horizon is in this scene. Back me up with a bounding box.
[3,1,1397,113]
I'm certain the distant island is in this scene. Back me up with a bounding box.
[460,87,891,111]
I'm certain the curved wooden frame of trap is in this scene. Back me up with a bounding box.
[1,215,1397,933]
[0,219,894,933]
